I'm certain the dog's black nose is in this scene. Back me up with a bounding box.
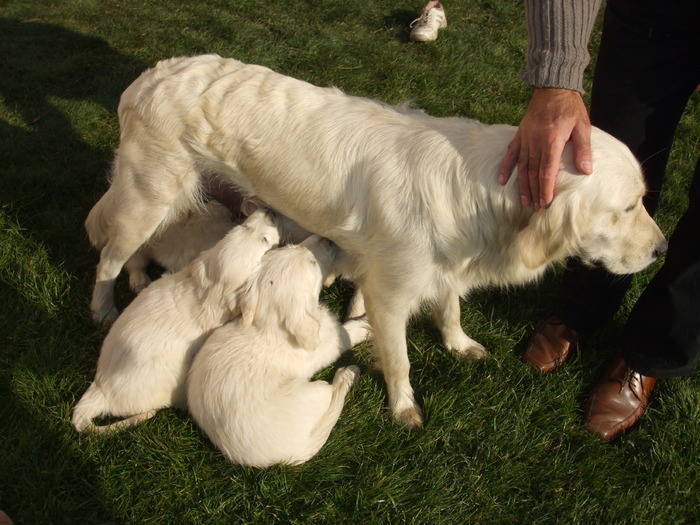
[653,240,668,259]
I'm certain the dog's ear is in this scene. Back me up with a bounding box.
[516,200,578,269]
[238,280,259,328]
[282,293,322,350]
[240,199,261,217]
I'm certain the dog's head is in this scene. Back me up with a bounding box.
[239,235,338,350]
[515,127,666,274]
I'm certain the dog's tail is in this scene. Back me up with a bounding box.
[84,189,115,250]
[72,382,157,434]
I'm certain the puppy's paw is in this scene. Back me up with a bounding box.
[91,305,119,324]
[334,365,361,388]
[342,317,372,346]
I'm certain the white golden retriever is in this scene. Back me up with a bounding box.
[123,201,236,293]
[72,209,280,433]
[86,54,666,428]
[188,235,370,467]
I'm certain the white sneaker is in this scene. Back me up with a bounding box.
[409,1,447,42]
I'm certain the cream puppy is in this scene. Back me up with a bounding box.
[124,201,237,293]
[72,209,280,433]
[187,235,371,467]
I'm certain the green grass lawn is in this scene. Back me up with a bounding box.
[1,1,699,523]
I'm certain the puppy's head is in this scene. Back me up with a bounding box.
[515,128,666,274]
[239,235,338,350]
[216,207,280,273]
[191,207,280,290]
[240,207,280,243]
[240,199,311,244]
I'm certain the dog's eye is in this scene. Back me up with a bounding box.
[624,201,639,213]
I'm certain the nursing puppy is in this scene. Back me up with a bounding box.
[124,201,236,293]
[72,209,280,433]
[87,55,667,428]
[187,235,371,467]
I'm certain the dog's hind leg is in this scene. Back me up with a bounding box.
[306,365,360,454]
[88,156,202,322]
[88,410,159,434]
[90,200,174,322]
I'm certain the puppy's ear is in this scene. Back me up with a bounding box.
[282,294,322,350]
[240,199,261,216]
[238,280,259,328]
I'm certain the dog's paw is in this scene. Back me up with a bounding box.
[451,343,490,361]
[388,383,424,429]
[444,332,490,361]
[394,404,424,430]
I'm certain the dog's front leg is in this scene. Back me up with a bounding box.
[345,288,366,320]
[364,290,423,429]
[432,288,489,360]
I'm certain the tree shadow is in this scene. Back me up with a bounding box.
[0,18,146,271]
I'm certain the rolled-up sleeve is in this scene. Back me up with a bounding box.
[520,0,603,93]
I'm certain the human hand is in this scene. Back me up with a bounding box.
[498,88,593,210]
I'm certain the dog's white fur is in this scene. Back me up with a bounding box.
[86,54,666,428]
[72,209,280,433]
[187,235,371,467]
[123,201,236,293]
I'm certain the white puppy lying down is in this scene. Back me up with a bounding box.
[72,209,280,433]
[123,201,236,293]
[187,235,371,467]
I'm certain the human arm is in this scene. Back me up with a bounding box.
[499,0,602,210]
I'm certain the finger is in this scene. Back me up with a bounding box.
[572,123,593,175]
[538,145,563,208]
[526,151,541,210]
[499,136,521,185]
[539,165,558,209]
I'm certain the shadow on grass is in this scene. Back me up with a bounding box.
[383,9,420,43]
[0,18,146,271]
[0,279,123,523]
[0,19,149,523]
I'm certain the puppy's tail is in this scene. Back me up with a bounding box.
[72,382,157,434]
[85,189,114,250]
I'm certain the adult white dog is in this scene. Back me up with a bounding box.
[86,54,666,428]
[73,209,280,433]
[188,235,370,467]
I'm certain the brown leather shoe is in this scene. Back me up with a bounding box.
[522,317,583,373]
[584,352,656,442]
